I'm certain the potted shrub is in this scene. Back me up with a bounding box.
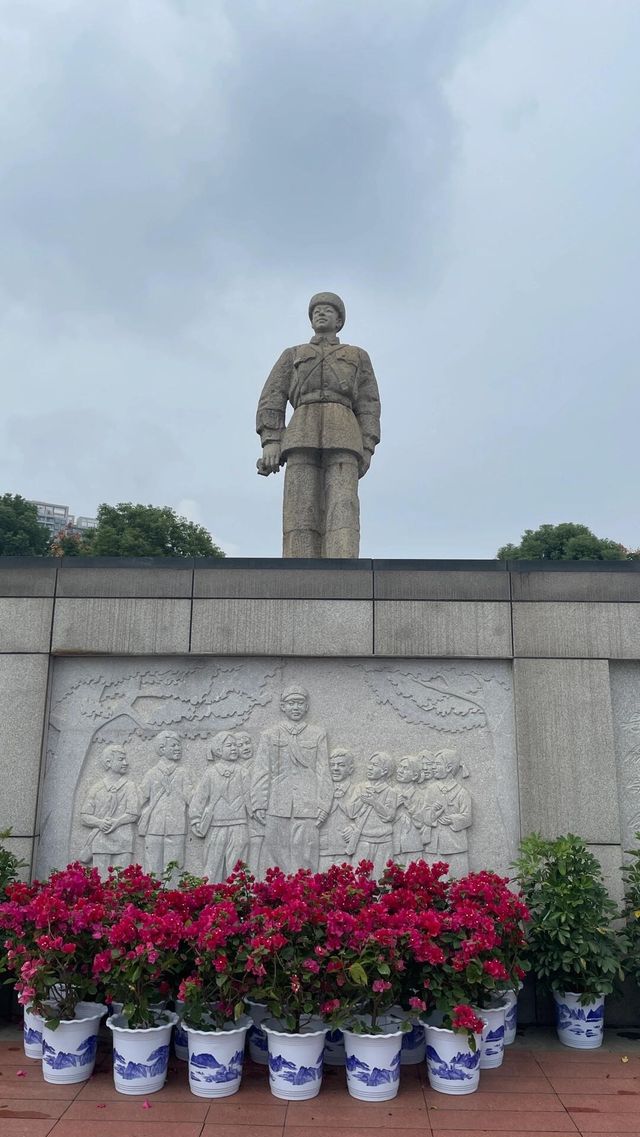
[243,866,330,1101]
[406,866,528,1084]
[97,874,184,1094]
[619,833,640,1011]
[319,861,419,1102]
[448,871,528,1070]
[514,833,624,1049]
[179,868,253,1098]
[0,864,107,1082]
[0,832,29,1032]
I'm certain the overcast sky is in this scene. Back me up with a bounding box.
[1,0,639,558]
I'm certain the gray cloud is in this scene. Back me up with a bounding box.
[1,0,639,559]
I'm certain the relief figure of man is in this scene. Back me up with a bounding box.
[346,752,397,878]
[80,744,140,876]
[138,731,192,879]
[190,731,249,883]
[421,749,472,875]
[256,292,381,558]
[251,684,332,874]
[318,747,363,870]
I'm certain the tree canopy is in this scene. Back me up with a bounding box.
[0,494,51,556]
[497,522,633,561]
[85,503,225,558]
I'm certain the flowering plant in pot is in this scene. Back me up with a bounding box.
[0,877,45,1055]
[178,867,254,1098]
[405,867,528,1086]
[318,860,419,1101]
[514,833,624,1049]
[446,871,528,1068]
[244,865,333,1100]
[0,864,108,1081]
[95,879,187,1094]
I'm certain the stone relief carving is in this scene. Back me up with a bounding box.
[79,744,140,876]
[138,731,192,880]
[419,749,472,875]
[251,685,332,875]
[318,748,362,871]
[190,731,250,882]
[37,658,517,881]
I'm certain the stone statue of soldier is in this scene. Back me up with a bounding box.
[256,292,381,558]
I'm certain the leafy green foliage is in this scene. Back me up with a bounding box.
[497,522,632,561]
[87,503,224,558]
[513,833,625,1000]
[0,830,26,895]
[621,834,640,987]
[0,494,51,556]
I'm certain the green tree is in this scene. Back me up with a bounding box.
[88,503,225,558]
[0,493,51,556]
[497,522,630,561]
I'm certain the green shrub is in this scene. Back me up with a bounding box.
[514,833,624,1001]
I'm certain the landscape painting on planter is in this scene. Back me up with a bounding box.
[36,656,518,880]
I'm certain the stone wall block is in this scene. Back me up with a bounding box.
[514,659,619,842]
[512,571,640,603]
[374,569,509,601]
[194,564,373,599]
[0,655,50,834]
[52,598,191,654]
[57,562,193,598]
[0,598,54,652]
[191,599,373,655]
[374,601,512,657]
[0,560,57,597]
[513,602,640,658]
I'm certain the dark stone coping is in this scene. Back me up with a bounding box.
[2,557,640,602]
[2,556,638,571]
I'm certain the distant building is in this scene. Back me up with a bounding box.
[30,501,97,537]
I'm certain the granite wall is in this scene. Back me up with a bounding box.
[4,555,640,1027]
[2,555,639,898]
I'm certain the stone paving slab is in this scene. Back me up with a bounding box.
[2,1030,640,1137]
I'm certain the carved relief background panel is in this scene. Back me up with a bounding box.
[37,656,518,880]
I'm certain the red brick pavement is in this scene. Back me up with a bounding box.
[2,1032,640,1137]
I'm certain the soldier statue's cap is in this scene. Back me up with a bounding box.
[308,292,346,330]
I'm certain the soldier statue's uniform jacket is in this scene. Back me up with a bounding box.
[256,336,381,463]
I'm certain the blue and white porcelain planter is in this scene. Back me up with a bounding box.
[23,1006,44,1060]
[324,1028,346,1065]
[502,984,523,1046]
[107,1011,179,1095]
[42,1002,107,1085]
[342,1019,406,1102]
[400,1022,426,1065]
[424,1024,482,1096]
[263,1018,328,1101]
[553,991,605,1050]
[245,1000,269,1065]
[388,1006,426,1065]
[183,1015,251,1099]
[173,1000,188,1062]
[473,1003,506,1070]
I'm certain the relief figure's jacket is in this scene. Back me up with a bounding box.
[251,720,332,819]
